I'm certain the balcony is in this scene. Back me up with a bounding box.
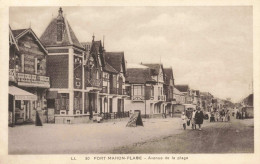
[132,95,145,101]
[16,72,50,88]
[158,95,166,101]
[86,79,102,88]
[9,69,16,82]
[100,86,108,93]
[110,88,118,94]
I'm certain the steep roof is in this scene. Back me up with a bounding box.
[142,63,163,76]
[243,93,253,106]
[126,68,154,84]
[40,8,83,49]
[103,62,118,74]
[175,85,190,92]
[174,87,184,95]
[12,29,27,38]
[9,26,19,50]
[11,28,47,54]
[104,52,126,74]
[164,68,174,85]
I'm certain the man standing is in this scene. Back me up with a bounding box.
[195,107,204,131]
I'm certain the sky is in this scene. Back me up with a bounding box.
[9,6,253,102]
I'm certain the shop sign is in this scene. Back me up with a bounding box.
[17,72,50,88]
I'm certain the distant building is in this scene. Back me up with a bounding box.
[124,65,156,117]
[200,92,214,112]
[175,85,192,104]
[241,94,253,107]
[163,67,175,116]
[125,63,172,117]
[173,87,185,104]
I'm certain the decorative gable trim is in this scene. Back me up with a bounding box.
[15,28,48,55]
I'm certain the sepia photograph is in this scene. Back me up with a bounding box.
[2,3,258,163]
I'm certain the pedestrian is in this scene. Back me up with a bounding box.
[226,110,230,122]
[195,107,204,131]
[191,109,197,130]
[220,109,225,122]
[181,112,187,130]
[215,110,219,122]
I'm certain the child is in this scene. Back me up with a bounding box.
[181,112,187,130]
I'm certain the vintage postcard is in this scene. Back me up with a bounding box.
[1,0,260,164]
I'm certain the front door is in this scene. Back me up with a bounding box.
[88,93,96,118]
[117,99,121,112]
[99,98,102,113]
[109,98,112,113]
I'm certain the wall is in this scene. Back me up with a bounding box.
[47,55,68,88]
[125,100,151,116]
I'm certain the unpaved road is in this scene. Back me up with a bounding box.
[108,117,254,154]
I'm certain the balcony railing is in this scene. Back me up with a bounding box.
[158,95,166,101]
[132,95,145,101]
[86,79,102,87]
[100,86,108,93]
[15,72,50,88]
[110,88,118,94]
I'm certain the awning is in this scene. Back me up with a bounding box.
[9,86,37,100]
[46,91,58,99]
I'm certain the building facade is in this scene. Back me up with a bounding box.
[41,8,87,123]
[175,85,192,104]
[9,27,50,126]
[163,68,175,117]
[125,63,169,118]
[41,8,129,123]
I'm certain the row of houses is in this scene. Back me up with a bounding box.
[8,7,217,125]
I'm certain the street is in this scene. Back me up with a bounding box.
[8,116,253,154]
[109,117,254,154]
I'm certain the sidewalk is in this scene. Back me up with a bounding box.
[9,116,211,154]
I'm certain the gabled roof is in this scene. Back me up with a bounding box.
[103,62,118,74]
[11,28,47,54]
[91,40,103,53]
[40,8,83,50]
[142,63,164,76]
[104,52,126,75]
[81,42,92,50]
[126,67,154,84]
[174,87,184,95]
[9,26,19,50]
[175,85,190,92]
[12,29,27,38]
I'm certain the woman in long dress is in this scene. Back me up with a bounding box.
[195,108,204,131]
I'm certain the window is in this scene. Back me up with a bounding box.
[133,85,143,96]
[151,86,154,97]
[96,69,99,79]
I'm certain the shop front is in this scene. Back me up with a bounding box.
[9,85,37,126]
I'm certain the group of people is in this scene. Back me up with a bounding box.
[235,111,246,119]
[210,109,231,122]
[181,107,204,131]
